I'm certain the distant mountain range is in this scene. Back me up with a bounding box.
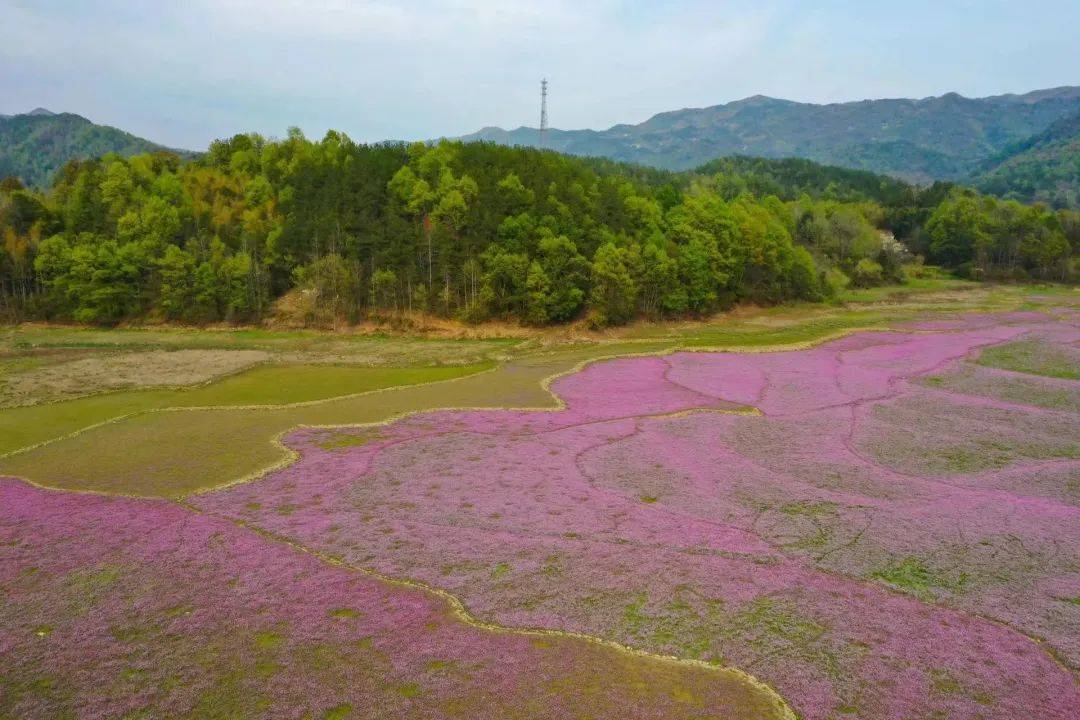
[461,87,1080,185]
[3,87,1078,208]
[0,110,188,187]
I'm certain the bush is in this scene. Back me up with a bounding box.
[824,267,850,295]
[851,259,885,288]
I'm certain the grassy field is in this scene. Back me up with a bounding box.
[0,278,1074,498]
[976,339,1080,379]
[0,364,493,457]
[0,362,551,497]
[0,324,515,357]
[0,326,512,401]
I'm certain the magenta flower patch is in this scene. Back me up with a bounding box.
[0,481,787,719]
[3,312,1077,720]
[193,314,1079,720]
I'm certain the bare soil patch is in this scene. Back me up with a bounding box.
[0,349,269,406]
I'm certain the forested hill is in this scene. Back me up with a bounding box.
[0,134,1076,328]
[690,157,916,205]
[461,87,1080,181]
[0,111,187,188]
[970,111,1080,208]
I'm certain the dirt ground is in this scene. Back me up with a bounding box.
[0,349,269,407]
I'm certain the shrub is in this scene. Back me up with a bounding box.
[851,258,885,288]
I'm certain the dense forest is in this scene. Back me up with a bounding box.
[0,131,1076,327]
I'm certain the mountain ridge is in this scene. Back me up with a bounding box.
[0,110,190,188]
[460,86,1080,182]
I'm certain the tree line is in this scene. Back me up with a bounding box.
[0,132,1076,326]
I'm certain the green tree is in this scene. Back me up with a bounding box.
[371,269,399,313]
[925,191,989,270]
[524,261,553,325]
[639,242,684,317]
[157,244,195,319]
[480,247,529,319]
[294,252,361,322]
[532,235,588,322]
[589,242,639,325]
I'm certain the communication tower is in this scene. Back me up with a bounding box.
[539,78,549,148]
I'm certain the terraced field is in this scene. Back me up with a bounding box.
[1,286,1077,719]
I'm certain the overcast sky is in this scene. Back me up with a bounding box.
[3,1,1079,150]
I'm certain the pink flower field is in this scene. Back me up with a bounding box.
[3,311,1078,719]
[0,481,788,719]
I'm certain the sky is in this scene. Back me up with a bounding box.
[2,0,1079,150]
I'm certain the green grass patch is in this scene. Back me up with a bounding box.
[834,276,977,304]
[976,340,1080,380]
[328,608,361,619]
[871,557,968,599]
[316,430,386,450]
[0,672,74,720]
[171,365,487,408]
[62,564,123,606]
[939,447,1012,474]
[618,590,731,661]
[735,596,827,648]
[928,668,995,705]
[1,324,514,357]
[675,312,892,349]
[867,397,1080,476]
[253,631,284,650]
[933,440,1080,474]
[0,353,564,497]
[0,363,489,458]
[918,368,1080,412]
[779,500,837,517]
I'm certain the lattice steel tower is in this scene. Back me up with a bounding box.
[539,78,549,148]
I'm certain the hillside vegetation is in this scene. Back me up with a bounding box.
[0,133,1076,327]
[0,110,185,188]
[461,87,1080,181]
[971,111,1080,208]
